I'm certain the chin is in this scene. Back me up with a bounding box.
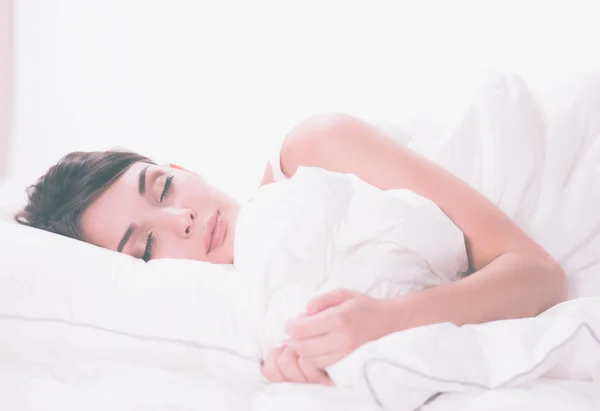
[207,253,233,265]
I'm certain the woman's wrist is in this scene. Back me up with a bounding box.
[378,295,414,336]
[379,289,445,335]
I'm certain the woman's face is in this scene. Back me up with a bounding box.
[80,162,240,264]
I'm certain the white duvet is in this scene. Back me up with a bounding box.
[233,165,468,354]
[2,72,600,410]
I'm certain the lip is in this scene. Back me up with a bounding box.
[211,212,227,252]
[204,210,227,254]
[204,211,218,253]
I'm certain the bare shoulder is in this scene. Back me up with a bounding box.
[280,112,380,177]
[257,112,345,188]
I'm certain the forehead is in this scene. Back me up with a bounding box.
[79,161,150,251]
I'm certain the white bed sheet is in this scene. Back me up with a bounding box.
[2,71,600,410]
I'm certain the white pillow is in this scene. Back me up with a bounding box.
[0,222,264,385]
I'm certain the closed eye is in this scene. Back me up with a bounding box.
[160,175,174,202]
[142,232,154,262]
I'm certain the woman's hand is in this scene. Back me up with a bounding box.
[260,345,333,385]
[285,289,398,370]
[261,289,395,384]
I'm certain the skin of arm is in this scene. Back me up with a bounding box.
[277,112,567,328]
[259,113,568,384]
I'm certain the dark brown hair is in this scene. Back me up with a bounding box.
[15,150,154,241]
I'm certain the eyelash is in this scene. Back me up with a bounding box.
[143,174,174,261]
[160,175,174,202]
[143,232,154,262]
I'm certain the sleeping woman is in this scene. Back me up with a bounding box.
[14,113,567,386]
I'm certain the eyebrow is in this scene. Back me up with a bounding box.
[138,165,150,196]
[117,223,137,253]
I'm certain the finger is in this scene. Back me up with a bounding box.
[286,303,348,339]
[306,289,357,315]
[261,362,286,383]
[277,348,307,383]
[297,357,335,386]
[287,333,340,358]
[261,346,287,383]
[307,352,346,370]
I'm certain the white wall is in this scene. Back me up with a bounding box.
[0,0,12,179]
[9,0,600,201]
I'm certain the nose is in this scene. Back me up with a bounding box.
[160,208,196,238]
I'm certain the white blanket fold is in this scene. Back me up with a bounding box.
[328,297,600,410]
[233,166,469,354]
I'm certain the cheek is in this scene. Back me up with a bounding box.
[190,191,224,216]
[79,208,124,250]
[178,177,212,201]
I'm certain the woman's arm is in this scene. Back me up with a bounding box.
[279,113,568,324]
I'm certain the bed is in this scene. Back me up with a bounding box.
[1,71,599,410]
